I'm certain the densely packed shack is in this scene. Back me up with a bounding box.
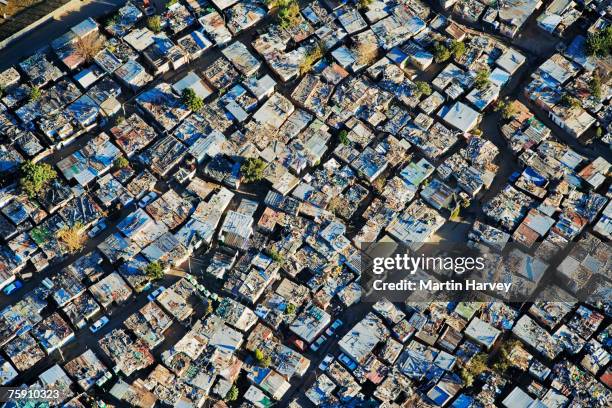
[0,0,610,407]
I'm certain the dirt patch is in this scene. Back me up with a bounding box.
[0,0,70,41]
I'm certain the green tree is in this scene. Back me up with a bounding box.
[493,339,521,373]
[596,127,603,138]
[57,222,86,253]
[450,40,466,59]
[327,195,344,216]
[226,384,239,402]
[253,348,267,365]
[145,261,165,281]
[586,26,612,57]
[147,16,162,33]
[113,156,130,169]
[19,161,57,197]
[29,86,41,102]
[261,355,272,367]
[358,0,373,8]
[433,42,450,63]
[181,88,204,112]
[338,130,350,145]
[285,303,296,315]
[474,68,490,90]
[278,0,301,29]
[299,42,324,74]
[241,157,266,183]
[269,249,284,263]
[459,353,488,387]
[495,99,517,120]
[253,349,272,367]
[372,175,386,192]
[165,0,178,8]
[450,203,461,220]
[415,81,432,97]
[206,301,214,315]
[560,93,581,109]
[106,13,119,26]
[590,74,602,100]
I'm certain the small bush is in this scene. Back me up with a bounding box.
[254,348,271,366]
[269,249,284,263]
[225,384,239,402]
[354,40,378,66]
[181,88,204,112]
[260,355,271,367]
[29,86,41,102]
[241,157,266,183]
[327,195,344,215]
[105,13,119,26]
[206,301,214,315]
[57,222,86,253]
[285,303,296,315]
[358,0,373,8]
[113,156,130,169]
[74,33,105,63]
[590,74,602,100]
[338,130,350,145]
[474,68,490,90]
[278,0,301,29]
[415,81,432,97]
[372,176,386,192]
[145,261,165,281]
[495,99,517,120]
[147,16,162,33]
[560,93,581,109]
[299,42,324,75]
